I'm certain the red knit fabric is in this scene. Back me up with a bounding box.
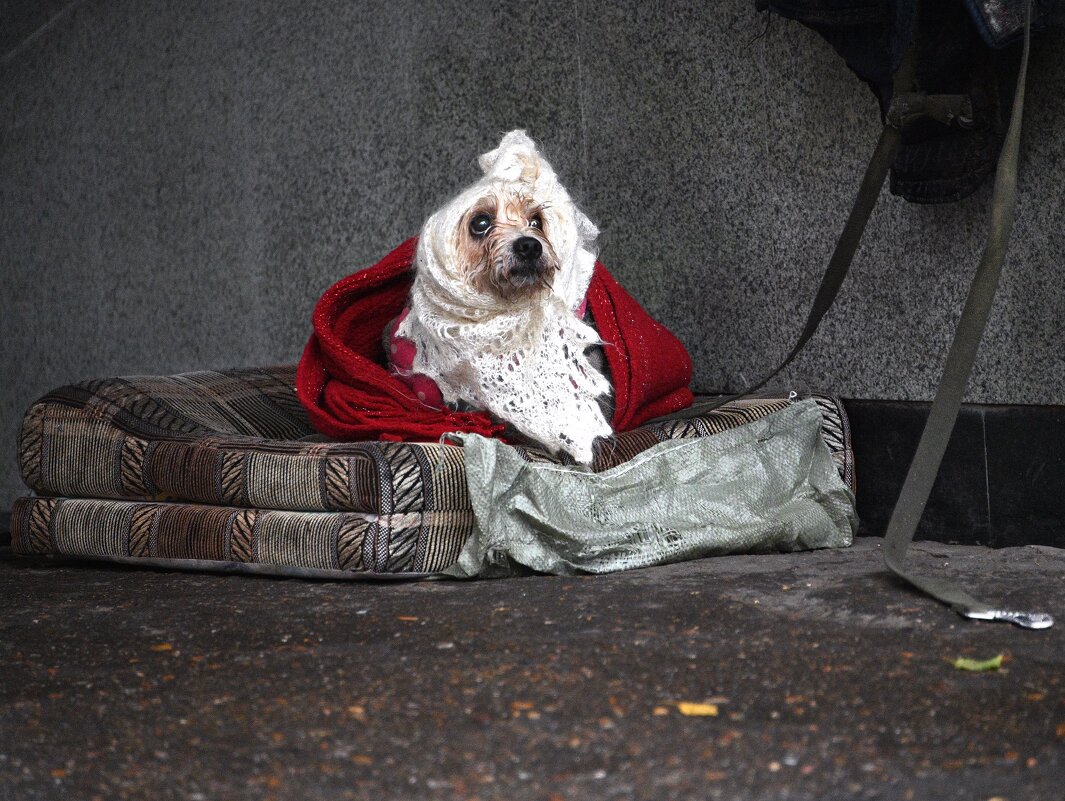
[296,238,693,443]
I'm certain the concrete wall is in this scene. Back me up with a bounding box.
[3,0,1064,509]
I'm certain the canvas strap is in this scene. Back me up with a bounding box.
[678,1,1051,628]
[881,0,1051,629]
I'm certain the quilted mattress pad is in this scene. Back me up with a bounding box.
[12,366,854,578]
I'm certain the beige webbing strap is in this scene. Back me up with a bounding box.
[676,2,1051,629]
[882,0,1052,629]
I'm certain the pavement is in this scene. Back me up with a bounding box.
[1,538,1063,801]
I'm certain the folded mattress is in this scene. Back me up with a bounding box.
[12,366,854,577]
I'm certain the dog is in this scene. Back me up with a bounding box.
[387,130,613,464]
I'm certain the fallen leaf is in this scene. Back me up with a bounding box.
[652,706,670,716]
[952,654,1004,672]
[347,705,367,721]
[677,702,719,717]
[150,643,173,652]
[397,616,419,622]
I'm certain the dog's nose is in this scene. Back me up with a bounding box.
[513,236,542,260]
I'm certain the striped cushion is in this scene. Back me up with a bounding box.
[12,366,855,575]
[12,497,472,576]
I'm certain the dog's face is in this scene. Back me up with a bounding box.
[416,130,598,313]
[459,189,558,299]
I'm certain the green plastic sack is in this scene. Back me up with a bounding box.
[446,400,856,578]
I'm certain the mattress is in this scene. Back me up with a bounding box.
[12,366,854,577]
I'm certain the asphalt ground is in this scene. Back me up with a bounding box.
[1,538,1062,801]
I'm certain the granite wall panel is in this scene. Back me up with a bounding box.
[3,0,1063,507]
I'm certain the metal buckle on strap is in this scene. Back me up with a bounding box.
[961,608,1055,630]
[887,92,975,130]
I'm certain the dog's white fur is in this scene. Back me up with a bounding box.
[395,130,612,463]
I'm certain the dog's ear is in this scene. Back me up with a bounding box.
[478,130,544,184]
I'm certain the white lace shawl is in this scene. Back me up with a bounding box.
[394,131,612,463]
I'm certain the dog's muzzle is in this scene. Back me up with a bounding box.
[513,236,542,261]
[506,236,552,288]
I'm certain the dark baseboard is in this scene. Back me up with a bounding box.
[3,401,1061,552]
[843,399,1065,549]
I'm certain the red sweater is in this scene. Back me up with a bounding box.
[296,239,693,443]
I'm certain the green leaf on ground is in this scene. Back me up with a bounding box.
[952,654,1004,672]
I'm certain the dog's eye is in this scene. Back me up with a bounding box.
[529,215,542,229]
[469,213,492,237]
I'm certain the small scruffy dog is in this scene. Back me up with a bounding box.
[389,130,612,464]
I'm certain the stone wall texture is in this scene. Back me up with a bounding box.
[3,0,1064,508]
